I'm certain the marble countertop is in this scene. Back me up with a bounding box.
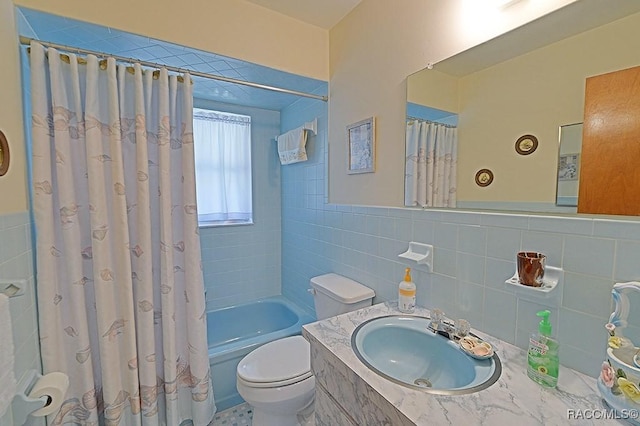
[303,302,627,425]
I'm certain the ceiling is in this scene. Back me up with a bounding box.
[244,0,362,29]
[16,7,327,111]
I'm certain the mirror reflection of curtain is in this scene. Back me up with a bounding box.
[30,42,215,425]
[405,120,457,207]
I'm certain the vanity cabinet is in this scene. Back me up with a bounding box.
[306,332,414,426]
[314,386,357,426]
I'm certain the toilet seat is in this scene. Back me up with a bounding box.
[237,371,313,388]
[237,335,311,388]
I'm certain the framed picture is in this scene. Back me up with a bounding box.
[347,117,375,174]
[515,134,539,155]
[475,168,494,187]
[558,153,580,181]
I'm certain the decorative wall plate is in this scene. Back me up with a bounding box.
[0,130,9,176]
[515,134,538,155]
[475,169,494,187]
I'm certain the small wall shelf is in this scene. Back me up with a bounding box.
[398,242,433,272]
[505,266,563,306]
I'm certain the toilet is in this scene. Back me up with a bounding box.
[236,273,375,426]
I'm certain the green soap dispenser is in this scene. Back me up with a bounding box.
[527,310,559,388]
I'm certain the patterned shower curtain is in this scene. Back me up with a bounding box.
[30,42,215,425]
[405,120,458,208]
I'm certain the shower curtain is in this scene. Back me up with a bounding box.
[405,120,458,208]
[30,42,215,425]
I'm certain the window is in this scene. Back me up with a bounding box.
[193,108,252,226]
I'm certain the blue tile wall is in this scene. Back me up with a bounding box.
[195,100,282,311]
[0,212,42,426]
[280,95,640,378]
[280,88,329,314]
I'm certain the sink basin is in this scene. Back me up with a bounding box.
[351,315,501,395]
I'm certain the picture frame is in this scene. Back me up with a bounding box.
[515,134,539,155]
[475,168,494,187]
[558,153,580,181]
[347,117,375,174]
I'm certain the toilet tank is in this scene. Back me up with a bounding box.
[310,273,375,320]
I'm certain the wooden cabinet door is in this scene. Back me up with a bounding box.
[578,65,640,216]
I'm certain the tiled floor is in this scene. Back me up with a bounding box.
[210,403,253,426]
[209,402,316,426]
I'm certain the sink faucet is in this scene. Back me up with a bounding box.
[428,309,469,341]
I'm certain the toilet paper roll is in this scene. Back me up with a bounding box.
[27,372,70,417]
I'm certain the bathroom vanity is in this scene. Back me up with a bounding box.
[303,302,617,425]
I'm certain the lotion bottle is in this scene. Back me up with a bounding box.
[527,310,559,388]
[398,267,416,313]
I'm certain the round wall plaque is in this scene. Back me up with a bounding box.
[0,130,9,177]
[515,134,538,155]
[475,169,494,187]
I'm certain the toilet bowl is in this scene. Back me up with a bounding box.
[237,336,315,426]
[236,273,375,426]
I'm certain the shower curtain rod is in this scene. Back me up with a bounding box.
[407,116,457,128]
[19,35,328,102]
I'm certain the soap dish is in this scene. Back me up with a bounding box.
[398,241,433,271]
[459,336,493,360]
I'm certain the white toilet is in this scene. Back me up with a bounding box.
[236,273,375,426]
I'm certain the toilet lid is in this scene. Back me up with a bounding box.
[237,335,311,386]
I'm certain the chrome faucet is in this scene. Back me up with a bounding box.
[428,309,469,341]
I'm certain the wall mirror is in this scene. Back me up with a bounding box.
[405,1,640,215]
[556,123,582,207]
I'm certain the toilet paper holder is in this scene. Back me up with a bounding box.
[11,369,49,425]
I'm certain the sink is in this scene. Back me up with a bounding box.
[351,315,501,395]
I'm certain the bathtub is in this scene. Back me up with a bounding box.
[207,296,315,411]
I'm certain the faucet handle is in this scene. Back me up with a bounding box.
[430,308,445,329]
[455,319,470,338]
[430,308,444,320]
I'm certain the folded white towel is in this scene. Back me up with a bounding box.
[277,119,317,165]
[277,127,308,165]
[0,294,16,417]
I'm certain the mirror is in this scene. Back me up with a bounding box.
[556,123,582,207]
[405,2,640,214]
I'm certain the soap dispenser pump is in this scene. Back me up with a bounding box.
[527,310,559,388]
[398,267,416,313]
